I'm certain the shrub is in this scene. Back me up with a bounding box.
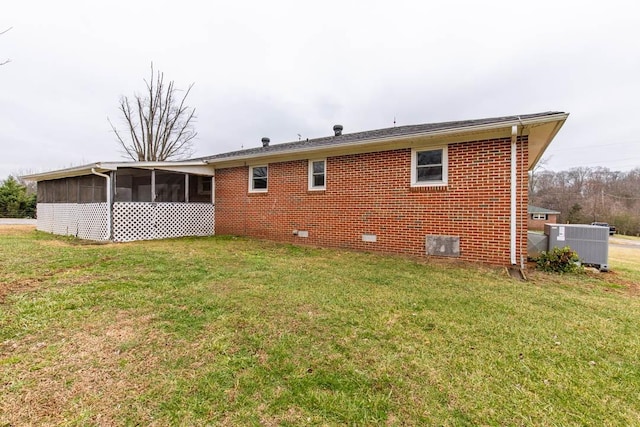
[536,246,582,273]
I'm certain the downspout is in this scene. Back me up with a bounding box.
[520,128,526,270]
[510,125,518,265]
[91,168,112,240]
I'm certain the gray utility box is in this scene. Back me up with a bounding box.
[544,224,609,271]
[527,231,549,259]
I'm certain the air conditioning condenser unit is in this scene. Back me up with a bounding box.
[544,224,609,271]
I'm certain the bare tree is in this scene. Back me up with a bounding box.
[530,166,640,235]
[108,63,197,161]
[528,156,549,197]
[11,168,37,195]
[1,27,12,66]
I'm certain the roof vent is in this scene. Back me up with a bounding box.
[261,137,270,147]
[333,124,343,136]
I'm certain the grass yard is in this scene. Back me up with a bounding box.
[1,226,639,426]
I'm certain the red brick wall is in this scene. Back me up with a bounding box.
[528,213,558,231]
[214,137,529,265]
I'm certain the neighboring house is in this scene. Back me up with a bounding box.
[23,111,568,265]
[528,205,561,231]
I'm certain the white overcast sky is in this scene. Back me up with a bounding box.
[1,0,639,179]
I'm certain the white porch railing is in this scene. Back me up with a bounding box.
[36,203,109,240]
[36,202,214,242]
[112,202,214,242]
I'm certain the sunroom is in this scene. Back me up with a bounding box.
[24,161,215,242]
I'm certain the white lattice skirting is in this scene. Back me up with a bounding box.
[113,202,214,242]
[36,203,109,240]
[37,202,214,242]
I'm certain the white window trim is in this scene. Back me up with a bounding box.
[532,213,548,220]
[308,159,326,191]
[249,165,268,193]
[411,146,448,187]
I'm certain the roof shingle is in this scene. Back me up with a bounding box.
[199,111,565,161]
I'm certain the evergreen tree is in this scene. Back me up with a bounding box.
[0,176,37,218]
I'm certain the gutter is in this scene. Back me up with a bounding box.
[91,168,113,241]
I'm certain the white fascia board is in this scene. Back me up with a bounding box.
[527,114,569,170]
[21,163,115,181]
[140,165,214,175]
[21,160,212,181]
[121,162,213,175]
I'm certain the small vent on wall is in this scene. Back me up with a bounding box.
[426,235,460,257]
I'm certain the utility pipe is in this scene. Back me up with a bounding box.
[510,126,518,265]
[91,168,112,240]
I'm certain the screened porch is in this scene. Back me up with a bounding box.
[31,162,215,242]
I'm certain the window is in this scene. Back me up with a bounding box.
[197,176,212,195]
[532,213,548,220]
[249,165,268,192]
[308,159,326,190]
[411,147,448,186]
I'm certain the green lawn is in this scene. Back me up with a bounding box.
[1,226,639,426]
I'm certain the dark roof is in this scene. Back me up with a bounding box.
[528,205,561,214]
[198,111,565,161]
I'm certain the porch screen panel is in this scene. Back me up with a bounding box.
[79,176,95,203]
[133,172,152,202]
[78,175,106,203]
[37,181,48,203]
[53,178,68,203]
[67,177,79,203]
[115,172,133,202]
[115,168,152,202]
[155,171,186,202]
[189,175,213,203]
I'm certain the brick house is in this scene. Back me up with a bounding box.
[527,205,561,231]
[24,111,568,265]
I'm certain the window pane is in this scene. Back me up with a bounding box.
[417,166,442,181]
[313,161,324,174]
[313,175,325,187]
[253,167,267,179]
[252,166,267,190]
[417,150,442,166]
[253,177,267,189]
[200,178,211,193]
